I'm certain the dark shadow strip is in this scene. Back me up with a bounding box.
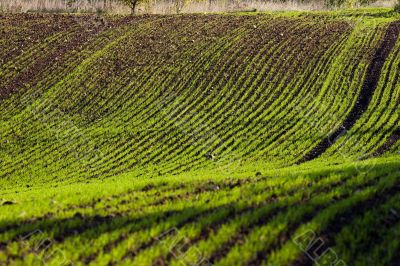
[297,21,400,164]
[372,127,400,156]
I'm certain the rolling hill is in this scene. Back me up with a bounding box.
[0,10,400,265]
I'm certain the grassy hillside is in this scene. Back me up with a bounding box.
[0,9,400,265]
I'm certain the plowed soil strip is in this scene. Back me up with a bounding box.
[298,21,400,163]
[373,127,400,156]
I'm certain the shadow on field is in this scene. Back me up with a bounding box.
[0,158,399,264]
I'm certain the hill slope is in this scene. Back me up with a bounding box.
[0,10,400,265]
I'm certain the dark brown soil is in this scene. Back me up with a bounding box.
[373,127,400,156]
[298,21,400,163]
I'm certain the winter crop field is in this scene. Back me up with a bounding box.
[0,9,400,265]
